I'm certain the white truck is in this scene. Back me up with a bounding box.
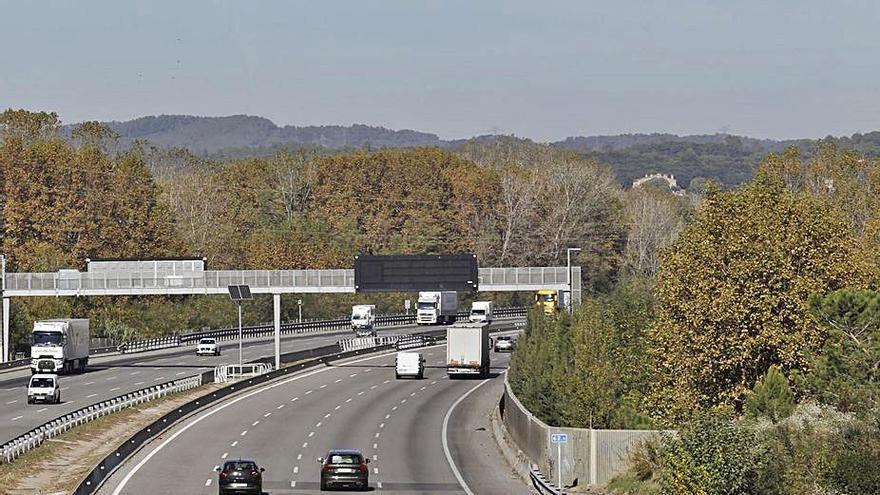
[30,319,90,374]
[416,291,458,325]
[446,322,491,378]
[468,301,494,324]
[351,305,377,336]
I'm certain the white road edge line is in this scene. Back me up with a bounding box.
[441,375,496,495]
[109,347,419,495]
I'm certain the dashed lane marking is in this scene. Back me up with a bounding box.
[205,479,212,486]
[240,430,248,436]
[231,441,238,447]
[222,452,228,459]
[252,420,260,426]
[264,412,272,417]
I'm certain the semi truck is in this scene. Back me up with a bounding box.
[416,291,458,325]
[30,319,90,374]
[446,322,490,378]
[351,305,377,336]
[468,301,494,324]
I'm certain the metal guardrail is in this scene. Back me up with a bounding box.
[338,335,404,352]
[0,374,205,463]
[0,358,30,371]
[530,465,566,495]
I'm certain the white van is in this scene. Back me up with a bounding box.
[351,305,377,336]
[395,352,425,379]
[469,301,494,324]
[27,374,60,404]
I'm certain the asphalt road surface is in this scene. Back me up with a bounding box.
[98,343,531,495]
[0,324,419,445]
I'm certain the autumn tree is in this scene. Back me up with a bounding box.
[646,170,865,424]
[622,187,690,278]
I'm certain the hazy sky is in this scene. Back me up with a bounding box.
[1,1,878,141]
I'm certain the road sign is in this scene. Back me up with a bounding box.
[550,433,568,443]
[354,254,478,292]
[404,299,411,309]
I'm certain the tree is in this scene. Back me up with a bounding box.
[745,366,795,422]
[646,170,865,424]
[805,288,880,416]
[622,187,689,278]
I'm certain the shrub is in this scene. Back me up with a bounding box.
[745,365,795,422]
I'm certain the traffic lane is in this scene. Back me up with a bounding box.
[447,368,531,495]
[96,349,418,495]
[0,325,420,445]
[98,347,507,495]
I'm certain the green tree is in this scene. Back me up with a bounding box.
[805,288,880,416]
[745,365,795,422]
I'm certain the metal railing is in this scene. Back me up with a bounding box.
[214,363,273,383]
[338,335,404,352]
[530,466,566,495]
[0,374,205,463]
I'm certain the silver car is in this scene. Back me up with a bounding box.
[493,336,515,352]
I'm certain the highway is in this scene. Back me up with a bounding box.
[98,341,530,494]
[0,325,418,446]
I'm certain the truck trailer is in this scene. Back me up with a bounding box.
[446,322,490,378]
[30,319,90,374]
[416,291,458,325]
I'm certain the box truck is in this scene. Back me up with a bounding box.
[446,322,490,378]
[351,305,377,336]
[468,301,494,324]
[416,291,458,325]
[30,319,90,374]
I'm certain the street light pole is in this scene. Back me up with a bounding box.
[566,247,581,314]
[238,301,243,370]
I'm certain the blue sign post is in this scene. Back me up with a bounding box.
[550,433,568,489]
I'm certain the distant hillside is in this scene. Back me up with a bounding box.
[65,115,880,188]
[64,115,442,154]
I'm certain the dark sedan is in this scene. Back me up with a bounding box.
[216,458,264,495]
[319,449,370,491]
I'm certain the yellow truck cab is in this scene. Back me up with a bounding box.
[535,289,561,316]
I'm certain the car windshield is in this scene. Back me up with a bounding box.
[224,461,256,472]
[33,331,63,346]
[30,378,55,388]
[471,309,486,315]
[498,337,511,341]
[199,339,215,344]
[329,453,362,464]
[417,302,435,310]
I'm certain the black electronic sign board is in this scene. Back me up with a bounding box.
[354,254,478,292]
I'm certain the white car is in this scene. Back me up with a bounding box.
[28,374,60,404]
[395,352,425,379]
[196,338,221,356]
[493,336,515,352]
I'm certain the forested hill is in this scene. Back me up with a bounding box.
[65,114,880,187]
[66,115,444,154]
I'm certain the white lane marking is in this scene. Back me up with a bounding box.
[297,453,302,460]
[277,404,285,410]
[5,400,17,405]
[153,376,166,381]
[349,373,357,377]
[335,379,343,383]
[410,392,416,396]
[85,381,95,385]
[392,406,398,411]
[383,380,390,384]
[213,465,220,471]
[305,390,313,395]
[378,481,383,489]
[373,455,377,460]
[375,432,380,438]
[385,414,391,419]
[291,397,299,402]
[320,384,327,389]
[134,382,145,386]
[293,466,299,474]
[308,431,314,437]
[291,481,296,488]
[373,467,379,474]
[240,430,248,436]
[324,413,331,418]
[87,393,97,398]
[373,443,378,449]
[345,398,352,403]
[110,387,121,392]
[221,452,228,459]
[106,376,117,380]
[334,405,341,410]
[358,391,364,396]
[420,386,427,391]
[431,380,437,385]
[176,372,186,376]
[37,407,47,413]
[109,348,417,495]
[364,368,372,372]
[302,442,308,448]
[264,412,272,417]
[205,479,212,486]
[231,441,238,447]
[252,420,260,426]
[379,423,385,429]
[130,371,141,375]
[401,399,407,404]
[370,385,378,390]
[11,416,22,421]
[442,376,496,495]
[315,422,322,428]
